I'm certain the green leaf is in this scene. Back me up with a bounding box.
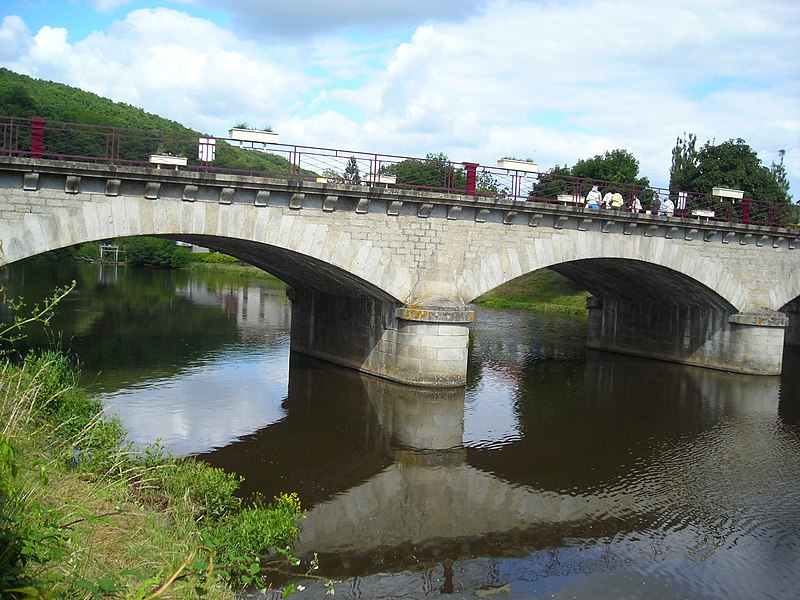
[98,577,118,592]
[75,579,99,594]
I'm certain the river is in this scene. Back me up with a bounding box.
[2,261,799,600]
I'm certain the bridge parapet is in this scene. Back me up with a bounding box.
[2,156,797,267]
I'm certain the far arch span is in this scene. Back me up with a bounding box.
[460,230,748,312]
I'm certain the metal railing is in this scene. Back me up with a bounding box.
[1,116,797,228]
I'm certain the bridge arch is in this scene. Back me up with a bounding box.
[463,233,746,311]
[161,233,400,303]
[6,199,411,303]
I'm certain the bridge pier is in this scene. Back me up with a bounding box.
[587,298,788,375]
[785,299,800,347]
[289,289,473,387]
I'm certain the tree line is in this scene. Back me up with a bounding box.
[0,68,299,176]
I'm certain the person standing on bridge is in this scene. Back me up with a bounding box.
[663,196,675,217]
[585,185,602,210]
[650,193,661,216]
[631,194,643,213]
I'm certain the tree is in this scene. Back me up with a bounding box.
[475,172,508,197]
[771,149,793,202]
[530,150,649,201]
[530,164,572,199]
[0,84,39,117]
[343,157,361,184]
[570,149,650,188]
[121,237,192,268]
[669,132,699,194]
[388,152,466,190]
[669,135,791,203]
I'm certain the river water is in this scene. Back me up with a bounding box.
[2,262,799,600]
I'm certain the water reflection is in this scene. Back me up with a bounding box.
[208,349,800,600]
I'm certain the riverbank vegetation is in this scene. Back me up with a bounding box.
[473,269,590,315]
[0,286,321,598]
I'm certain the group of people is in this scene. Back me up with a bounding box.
[584,185,675,216]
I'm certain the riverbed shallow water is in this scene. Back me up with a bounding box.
[2,261,799,599]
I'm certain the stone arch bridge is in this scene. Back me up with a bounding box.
[1,157,798,385]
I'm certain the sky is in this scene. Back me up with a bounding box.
[1,0,799,193]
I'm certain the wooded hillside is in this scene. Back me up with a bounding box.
[0,68,299,175]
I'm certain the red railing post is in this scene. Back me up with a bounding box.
[742,197,751,224]
[30,118,47,158]
[463,162,478,196]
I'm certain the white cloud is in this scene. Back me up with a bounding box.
[0,15,32,63]
[324,0,800,189]
[6,7,313,134]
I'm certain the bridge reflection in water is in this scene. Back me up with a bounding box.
[203,350,799,598]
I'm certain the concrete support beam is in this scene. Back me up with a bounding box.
[587,298,787,375]
[289,289,473,387]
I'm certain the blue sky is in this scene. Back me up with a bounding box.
[1,0,799,193]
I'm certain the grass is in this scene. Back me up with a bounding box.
[0,350,312,599]
[473,268,590,315]
[187,259,282,281]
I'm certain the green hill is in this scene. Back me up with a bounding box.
[0,68,304,175]
[0,67,198,133]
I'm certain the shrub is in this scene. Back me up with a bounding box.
[204,493,305,584]
[192,253,241,264]
[153,458,243,521]
[75,242,100,261]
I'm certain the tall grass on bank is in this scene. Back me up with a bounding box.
[0,350,320,598]
[187,253,282,281]
[473,268,590,315]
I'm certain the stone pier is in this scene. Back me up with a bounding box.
[587,298,788,375]
[785,299,800,347]
[289,288,474,387]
